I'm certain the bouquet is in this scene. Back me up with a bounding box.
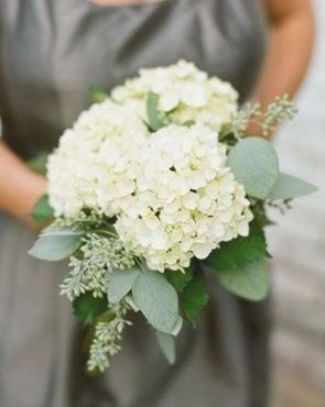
[29,61,316,372]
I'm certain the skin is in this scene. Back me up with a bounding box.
[0,0,315,227]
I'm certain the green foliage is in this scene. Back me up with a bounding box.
[227,137,279,199]
[207,221,270,301]
[166,268,194,293]
[250,200,274,228]
[132,266,179,334]
[155,331,176,364]
[90,86,109,103]
[60,232,136,300]
[29,228,83,261]
[206,221,269,272]
[146,92,168,131]
[32,194,55,223]
[180,272,209,327]
[268,172,317,200]
[216,260,270,301]
[107,268,140,304]
[73,293,108,326]
[28,153,48,176]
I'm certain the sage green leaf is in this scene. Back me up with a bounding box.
[166,268,194,293]
[146,92,167,131]
[132,267,179,334]
[171,315,183,336]
[227,137,279,199]
[28,153,48,176]
[107,268,140,304]
[73,293,108,326]
[206,220,269,272]
[32,194,55,223]
[29,229,83,261]
[216,260,270,301]
[90,85,109,103]
[155,331,176,364]
[268,172,317,200]
[181,273,209,327]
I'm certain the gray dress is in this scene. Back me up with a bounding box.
[0,1,270,406]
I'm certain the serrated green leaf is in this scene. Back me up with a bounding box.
[146,92,167,131]
[90,86,109,103]
[216,260,270,301]
[28,153,48,176]
[268,172,317,200]
[73,293,108,326]
[181,273,209,327]
[132,267,179,334]
[29,229,83,261]
[155,331,176,364]
[166,268,194,293]
[206,221,269,272]
[107,268,140,304]
[32,194,55,223]
[227,137,279,199]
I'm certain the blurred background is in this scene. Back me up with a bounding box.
[269,1,325,405]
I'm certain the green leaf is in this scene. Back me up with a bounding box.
[181,273,209,327]
[28,153,48,176]
[146,92,167,131]
[216,260,270,301]
[155,331,176,364]
[166,268,194,293]
[132,266,179,334]
[268,172,317,200]
[32,194,55,223]
[250,201,274,228]
[29,229,83,261]
[90,86,109,103]
[107,268,140,304]
[227,137,279,199]
[206,220,269,272]
[73,293,108,326]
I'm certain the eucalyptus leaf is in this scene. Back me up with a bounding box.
[146,92,167,131]
[107,268,140,304]
[155,331,176,364]
[32,194,55,223]
[132,267,179,334]
[227,137,279,199]
[216,260,270,301]
[29,229,84,261]
[268,172,317,200]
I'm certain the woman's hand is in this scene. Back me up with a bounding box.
[0,141,47,229]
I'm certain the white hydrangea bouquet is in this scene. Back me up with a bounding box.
[29,61,316,372]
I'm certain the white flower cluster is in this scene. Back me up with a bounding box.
[112,60,238,131]
[48,100,148,217]
[115,124,252,271]
[48,61,252,272]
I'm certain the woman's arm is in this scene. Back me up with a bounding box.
[256,0,315,109]
[0,141,47,227]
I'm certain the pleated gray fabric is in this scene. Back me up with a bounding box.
[0,1,270,406]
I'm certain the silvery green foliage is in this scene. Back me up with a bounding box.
[60,232,136,301]
[262,95,297,136]
[227,95,297,139]
[87,302,131,372]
